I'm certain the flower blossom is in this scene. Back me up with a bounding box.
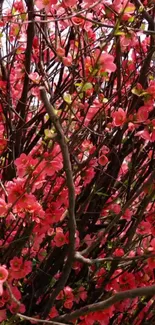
[0,266,8,296]
[112,108,126,126]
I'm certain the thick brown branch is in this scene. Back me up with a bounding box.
[134,0,154,29]
[55,285,155,322]
[40,88,76,316]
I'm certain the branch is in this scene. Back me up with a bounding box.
[17,313,69,325]
[74,252,155,265]
[134,0,154,29]
[5,282,21,306]
[16,0,35,120]
[40,88,76,316]
[55,285,155,322]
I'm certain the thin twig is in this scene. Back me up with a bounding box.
[17,313,69,325]
[75,251,155,265]
[5,281,21,306]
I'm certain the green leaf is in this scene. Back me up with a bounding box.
[75,82,82,88]
[63,93,72,104]
[128,16,135,22]
[20,13,27,21]
[140,23,145,30]
[82,82,93,92]
[44,129,56,139]
[102,98,108,103]
[105,261,111,271]
[108,241,113,248]
[114,30,125,36]
[131,87,141,96]
[96,191,109,197]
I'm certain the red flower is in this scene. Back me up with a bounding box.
[64,299,73,309]
[137,106,149,122]
[56,47,65,57]
[72,17,84,26]
[10,257,23,271]
[118,271,135,290]
[0,199,7,217]
[49,306,58,318]
[10,257,32,279]
[0,266,8,296]
[98,154,109,166]
[147,257,155,270]
[113,248,124,257]
[112,108,126,127]
[54,228,66,247]
[136,220,151,235]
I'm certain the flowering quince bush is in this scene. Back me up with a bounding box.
[1,0,155,325]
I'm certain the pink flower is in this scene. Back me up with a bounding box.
[112,108,126,126]
[35,0,57,13]
[9,302,25,314]
[110,203,121,214]
[135,129,151,141]
[63,286,74,309]
[136,221,151,235]
[62,0,77,7]
[113,248,124,257]
[64,286,74,300]
[54,228,66,247]
[64,299,73,309]
[10,257,23,271]
[2,290,10,303]
[56,47,65,57]
[10,257,32,279]
[0,267,8,283]
[0,199,7,217]
[0,266,8,296]
[49,306,58,318]
[98,154,109,166]
[122,208,132,221]
[62,56,72,67]
[137,106,149,122]
[100,145,110,155]
[74,286,87,303]
[28,72,41,84]
[7,177,26,204]
[99,52,116,73]
[83,167,95,186]
[15,153,38,177]
[148,257,155,270]
[72,17,84,26]
[43,151,63,176]
[118,272,135,290]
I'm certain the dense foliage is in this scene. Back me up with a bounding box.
[0,0,155,324]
